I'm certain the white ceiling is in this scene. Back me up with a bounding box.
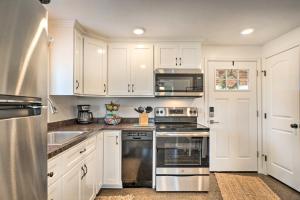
[46,0,300,45]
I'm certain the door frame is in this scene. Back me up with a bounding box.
[262,44,300,179]
[204,57,264,173]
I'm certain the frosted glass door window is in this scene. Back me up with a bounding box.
[215,69,249,91]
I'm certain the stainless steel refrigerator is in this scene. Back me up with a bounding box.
[0,0,48,199]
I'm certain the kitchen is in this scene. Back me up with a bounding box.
[1,0,300,200]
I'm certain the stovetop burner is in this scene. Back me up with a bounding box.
[154,107,210,132]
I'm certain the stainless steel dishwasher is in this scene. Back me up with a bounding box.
[122,130,153,187]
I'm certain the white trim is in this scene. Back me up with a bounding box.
[204,57,263,173]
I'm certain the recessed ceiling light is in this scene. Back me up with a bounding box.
[240,28,254,35]
[133,28,145,35]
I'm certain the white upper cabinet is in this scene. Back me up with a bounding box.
[155,44,179,68]
[108,44,131,96]
[74,29,84,95]
[83,37,107,96]
[49,20,107,96]
[155,43,201,69]
[108,43,154,96]
[49,20,80,95]
[130,44,154,96]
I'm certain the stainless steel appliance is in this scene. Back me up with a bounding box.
[77,105,94,124]
[122,130,153,187]
[155,69,204,97]
[155,107,209,191]
[0,0,48,199]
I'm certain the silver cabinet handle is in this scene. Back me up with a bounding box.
[176,58,178,66]
[128,84,131,92]
[116,136,119,145]
[132,84,134,93]
[80,148,86,154]
[47,172,54,177]
[104,83,106,93]
[76,80,79,90]
[84,164,88,176]
[81,166,85,180]
[179,57,182,66]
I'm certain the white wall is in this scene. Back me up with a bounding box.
[48,96,78,122]
[203,45,261,58]
[263,27,300,57]
[48,45,262,123]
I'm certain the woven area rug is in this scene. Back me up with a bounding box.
[97,194,134,200]
[215,173,280,200]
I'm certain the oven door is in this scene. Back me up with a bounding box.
[155,73,204,97]
[156,132,209,168]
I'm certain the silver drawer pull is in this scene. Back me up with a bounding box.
[80,148,86,154]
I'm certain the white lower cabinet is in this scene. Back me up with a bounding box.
[62,162,82,200]
[103,130,122,188]
[96,132,104,191]
[81,150,97,200]
[48,133,104,200]
[48,178,62,200]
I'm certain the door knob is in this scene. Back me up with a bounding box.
[290,123,298,129]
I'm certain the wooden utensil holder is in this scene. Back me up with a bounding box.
[139,113,149,126]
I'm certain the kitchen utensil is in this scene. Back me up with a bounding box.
[145,106,153,113]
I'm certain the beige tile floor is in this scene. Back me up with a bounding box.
[97,173,300,200]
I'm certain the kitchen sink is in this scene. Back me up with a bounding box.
[48,131,86,146]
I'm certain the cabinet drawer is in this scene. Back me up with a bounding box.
[48,155,63,186]
[63,142,85,173]
[85,135,97,154]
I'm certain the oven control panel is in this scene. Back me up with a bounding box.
[155,107,198,117]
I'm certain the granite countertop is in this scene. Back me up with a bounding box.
[48,122,155,159]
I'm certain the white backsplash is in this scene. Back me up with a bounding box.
[48,96,205,124]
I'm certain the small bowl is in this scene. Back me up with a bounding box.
[104,116,122,125]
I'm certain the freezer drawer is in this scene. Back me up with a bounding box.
[0,108,47,200]
[156,175,209,192]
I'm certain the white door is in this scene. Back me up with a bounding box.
[130,44,154,96]
[74,30,83,94]
[62,162,82,200]
[155,44,179,68]
[108,45,131,96]
[83,37,107,96]
[179,45,201,69]
[96,132,104,191]
[82,150,96,200]
[265,47,300,191]
[103,131,122,188]
[48,179,62,200]
[208,61,258,171]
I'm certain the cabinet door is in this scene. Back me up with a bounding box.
[82,150,96,200]
[83,37,107,96]
[62,162,82,200]
[179,45,201,69]
[130,44,154,96]
[155,44,179,68]
[96,132,104,191]
[103,131,122,188]
[74,30,83,94]
[108,44,131,96]
[48,179,62,200]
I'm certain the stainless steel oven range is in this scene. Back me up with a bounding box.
[155,107,210,192]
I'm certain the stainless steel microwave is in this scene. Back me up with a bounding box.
[154,69,204,97]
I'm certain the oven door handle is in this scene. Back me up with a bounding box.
[156,132,209,137]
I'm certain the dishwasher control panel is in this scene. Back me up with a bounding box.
[122,131,153,140]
